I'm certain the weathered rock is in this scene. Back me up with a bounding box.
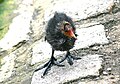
[0,0,34,82]
[31,24,109,65]
[0,53,16,82]
[78,75,120,84]
[44,0,115,21]
[91,46,100,51]
[31,55,103,84]
[0,0,34,51]
[73,24,109,50]
[0,0,119,84]
[103,71,108,75]
[107,68,112,71]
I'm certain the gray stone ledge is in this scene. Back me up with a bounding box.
[31,55,103,84]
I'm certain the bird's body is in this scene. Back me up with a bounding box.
[35,12,80,76]
[46,12,76,51]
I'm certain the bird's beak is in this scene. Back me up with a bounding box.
[64,29,77,39]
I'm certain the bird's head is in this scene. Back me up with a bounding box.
[60,21,77,39]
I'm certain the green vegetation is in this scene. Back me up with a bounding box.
[0,0,16,39]
[0,0,16,68]
[0,0,4,3]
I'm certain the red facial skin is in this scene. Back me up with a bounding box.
[63,24,77,39]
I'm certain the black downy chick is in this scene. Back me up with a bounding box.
[35,12,81,76]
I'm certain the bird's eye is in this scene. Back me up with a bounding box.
[64,25,69,32]
[64,24,72,32]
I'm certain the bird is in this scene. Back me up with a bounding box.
[34,12,81,76]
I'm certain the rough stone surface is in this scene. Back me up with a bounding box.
[73,24,109,50]
[31,55,103,84]
[0,0,34,82]
[44,0,116,21]
[0,0,120,84]
[31,24,109,65]
[0,53,16,82]
[78,75,120,84]
[0,0,33,51]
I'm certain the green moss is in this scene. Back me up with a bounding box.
[0,0,16,67]
[0,0,16,39]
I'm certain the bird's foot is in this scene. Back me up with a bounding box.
[59,51,81,65]
[34,56,64,76]
[66,54,81,65]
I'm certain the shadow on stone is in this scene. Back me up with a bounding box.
[31,55,103,84]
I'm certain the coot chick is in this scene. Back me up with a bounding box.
[35,12,81,76]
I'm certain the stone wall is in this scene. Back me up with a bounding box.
[0,0,120,84]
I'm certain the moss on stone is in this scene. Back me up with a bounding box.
[0,0,16,39]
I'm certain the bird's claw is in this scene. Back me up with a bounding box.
[34,57,64,76]
[59,51,81,65]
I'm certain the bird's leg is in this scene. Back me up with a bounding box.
[59,51,81,65]
[34,49,64,76]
